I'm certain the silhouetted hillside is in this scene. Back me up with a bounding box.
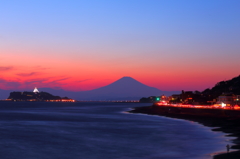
[201,75,240,101]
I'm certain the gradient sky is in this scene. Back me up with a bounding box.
[1,0,240,91]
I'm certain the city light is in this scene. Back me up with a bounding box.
[221,102,226,108]
[155,102,240,110]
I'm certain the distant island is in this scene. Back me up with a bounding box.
[6,87,75,102]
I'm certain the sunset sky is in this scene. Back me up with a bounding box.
[1,0,240,92]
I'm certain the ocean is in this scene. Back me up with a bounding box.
[0,102,233,159]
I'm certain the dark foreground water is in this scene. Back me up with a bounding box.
[0,102,233,159]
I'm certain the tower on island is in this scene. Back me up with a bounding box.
[33,87,39,93]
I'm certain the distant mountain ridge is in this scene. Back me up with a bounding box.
[0,77,180,100]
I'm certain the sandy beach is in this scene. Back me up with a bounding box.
[128,105,240,159]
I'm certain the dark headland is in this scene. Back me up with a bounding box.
[6,87,74,102]
[129,104,240,159]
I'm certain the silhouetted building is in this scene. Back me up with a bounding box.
[216,95,233,106]
[33,87,39,93]
[233,95,240,105]
[181,90,194,104]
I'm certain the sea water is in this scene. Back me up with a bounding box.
[0,102,233,159]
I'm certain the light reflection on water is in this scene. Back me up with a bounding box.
[0,102,234,159]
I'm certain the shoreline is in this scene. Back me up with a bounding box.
[128,105,240,159]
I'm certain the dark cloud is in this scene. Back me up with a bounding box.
[16,72,40,77]
[0,66,14,71]
[0,76,71,90]
[24,78,49,85]
[49,77,70,83]
[22,77,70,88]
[76,79,92,83]
[23,77,69,85]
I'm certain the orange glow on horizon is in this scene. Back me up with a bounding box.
[1,50,240,92]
